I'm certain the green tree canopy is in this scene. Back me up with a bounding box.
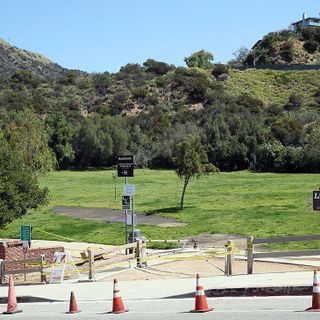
[184,50,214,69]
[1,109,56,176]
[0,138,49,228]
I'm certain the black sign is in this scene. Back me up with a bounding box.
[313,191,320,211]
[122,195,131,210]
[117,155,134,177]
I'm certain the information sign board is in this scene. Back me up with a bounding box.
[122,195,131,209]
[124,184,135,196]
[313,191,320,211]
[20,225,31,242]
[117,155,134,177]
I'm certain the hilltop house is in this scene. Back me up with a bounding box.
[291,12,320,32]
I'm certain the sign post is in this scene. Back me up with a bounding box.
[117,156,135,247]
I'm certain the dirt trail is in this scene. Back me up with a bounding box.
[53,206,186,227]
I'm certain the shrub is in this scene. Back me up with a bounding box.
[303,40,319,54]
[212,64,229,79]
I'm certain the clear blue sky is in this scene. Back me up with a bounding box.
[1,0,319,73]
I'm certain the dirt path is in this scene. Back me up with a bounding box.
[53,206,186,227]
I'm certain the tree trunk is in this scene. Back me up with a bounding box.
[180,177,189,210]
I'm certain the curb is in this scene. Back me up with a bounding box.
[0,296,61,304]
[166,286,312,298]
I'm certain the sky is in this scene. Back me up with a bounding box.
[1,0,320,73]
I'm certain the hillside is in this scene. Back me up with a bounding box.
[225,68,320,107]
[0,41,320,173]
[245,29,320,66]
[0,38,66,79]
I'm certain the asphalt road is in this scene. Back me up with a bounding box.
[1,296,318,319]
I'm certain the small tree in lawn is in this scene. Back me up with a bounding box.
[174,134,218,209]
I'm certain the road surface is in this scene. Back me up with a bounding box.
[1,296,318,319]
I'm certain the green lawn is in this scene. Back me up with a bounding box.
[2,169,320,249]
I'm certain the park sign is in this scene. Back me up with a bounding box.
[313,191,320,211]
[20,224,32,248]
[117,155,134,177]
[122,195,131,210]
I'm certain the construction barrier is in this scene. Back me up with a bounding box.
[247,235,320,274]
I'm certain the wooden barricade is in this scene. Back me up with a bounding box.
[0,255,46,284]
[247,235,320,274]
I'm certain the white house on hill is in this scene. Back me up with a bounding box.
[291,12,320,32]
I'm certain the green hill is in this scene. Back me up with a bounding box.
[0,40,320,173]
[225,68,320,107]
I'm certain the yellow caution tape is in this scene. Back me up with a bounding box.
[34,228,80,242]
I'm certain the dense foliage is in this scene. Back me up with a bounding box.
[1,51,320,174]
[0,107,55,227]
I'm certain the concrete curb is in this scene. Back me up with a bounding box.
[166,286,313,299]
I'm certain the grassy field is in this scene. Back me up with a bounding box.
[1,169,320,249]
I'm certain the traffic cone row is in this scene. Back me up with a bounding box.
[5,271,320,314]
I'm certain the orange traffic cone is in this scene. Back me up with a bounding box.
[66,291,80,314]
[108,279,128,314]
[190,274,213,313]
[306,270,320,312]
[3,277,22,314]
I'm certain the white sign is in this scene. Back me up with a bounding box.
[124,184,135,196]
[49,252,66,284]
[126,214,137,226]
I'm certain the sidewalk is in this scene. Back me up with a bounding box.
[0,270,315,302]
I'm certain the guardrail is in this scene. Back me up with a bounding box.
[247,235,320,274]
[0,255,46,284]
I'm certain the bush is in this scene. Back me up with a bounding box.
[286,93,303,110]
[303,40,319,54]
[143,59,174,75]
[280,41,294,62]
[212,64,229,79]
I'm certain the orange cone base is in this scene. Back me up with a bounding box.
[107,309,129,314]
[190,308,214,313]
[66,310,81,314]
[3,309,23,315]
[306,307,320,312]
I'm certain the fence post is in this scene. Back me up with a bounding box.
[136,240,147,268]
[40,255,46,283]
[224,240,233,276]
[141,240,147,267]
[247,236,254,274]
[88,247,94,280]
[0,259,3,284]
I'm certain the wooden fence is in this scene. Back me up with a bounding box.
[247,235,320,274]
[0,255,46,284]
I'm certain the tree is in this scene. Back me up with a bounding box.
[143,59,174,75]
[0,138,49,228]
[1,110,56,176]
[174,134,218,209]
[46,113,75,169]
[228,47,250,67]
[184,50,214,69]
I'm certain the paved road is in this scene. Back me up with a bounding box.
[1,297,318,320]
